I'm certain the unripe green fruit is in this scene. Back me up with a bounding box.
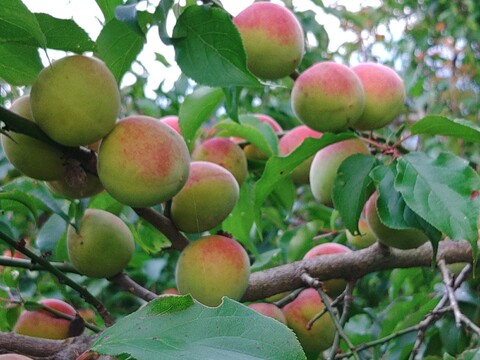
[233,2,304,80]
[351,63,406,130]
[282,288,336,354]
[192,138,248,185]
[248,303,287,324]
[291,62,365,132]
[67,209,134,278]
[31,55,120,146]
[309,138,370,206]
[171,161,239,233]
[175,235,250,306]
[97,115,190,207]
[346,218,377,249]
[13,298,76,340]
[46,172,104,199]
[278,125,323,184]
[1,96,65,180]
[365,192,429,250]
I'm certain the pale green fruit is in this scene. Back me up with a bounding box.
[67,209,134,278]
[31,55,120,146]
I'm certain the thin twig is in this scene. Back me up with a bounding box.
[438,259,462,327]
[108,272,159,302]
[0,256,79,273]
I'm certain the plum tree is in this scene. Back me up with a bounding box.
[233,2,304,80]
[365,192,429,249]
[351,63,406,130]
[291,62,365,132]
[67,209,135,278]
[303,243,352,297]
[97,115,190,207]
[191,137,248,185]
[278,125,323,184]
[346,218,377,249]
[30,55,120,147]
[13,298,77,340]
[1,95,65,181]
[309,138,370,205]
[282,288,336,355]
[170,161,239,233]
[248,303,287,324]
[175,234,250,306]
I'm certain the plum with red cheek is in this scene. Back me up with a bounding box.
[248,303,287,324]
[97,115,190,207]
[233,2,304,80]
[159,115,182,135]
[279,125,323,184]
[175,235,250,306]
[192,138,248,185]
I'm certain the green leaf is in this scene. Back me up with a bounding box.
[132,219,171,255]
[396,152,480,251]
[95,0,123,22]
[178,87,224,152]
[411,115,480,143]
[0,0,46,47]
[36,214,67,253]
[35,13,95,53]
[92,295,306,360]
[0,43,43,85]
[115,4,144,35]
[96,18,145,83]
[154,0,174,45]
[0,189,37,223]
[172,5,261,87]
[332,153,376,234]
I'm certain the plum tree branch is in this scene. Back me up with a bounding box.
[108,272,159,302]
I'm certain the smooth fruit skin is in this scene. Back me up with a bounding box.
[248,303,287,324]
[170,161,239,233]
[351,63,406,130]
[31,55,120,146]
[303,243,351,297]
[0,355,33,359]
[67,209,134,278]
[309,138,369,206]
[291,62,365,132]
[365,192,429,250]
[1,96,65,180]
[346,218,377,249]
[175,235,250,306]
[191,138,248,185]
[279,125,323,184]
[159,115,181,135]
[13,298,76,340]
[97,115,190,207]
[46,172,104,199]
[233,2,304,80]
[282,288,336,354]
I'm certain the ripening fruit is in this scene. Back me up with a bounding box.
[248,303,287,324]
[303,243,351,298]
[46,172,104,199]
[233,2,304,80]
[291,62,365,132]
[176,235,250,306]
[13,298,77,340]
[67,209,134,278]
[282,288,336,355]
[31,55,120,146]
[346,218,377,249]
[278,125,323,184]
[97,115,190,207]
[1,96,65,180]
[351,63,406,130]
[170,161,239,233]
[0,355,33,360]
[365,192,429,249]
[192,138,248,185]
[159,115,181,135]
[309,138,370,206]
[241,114,283,161]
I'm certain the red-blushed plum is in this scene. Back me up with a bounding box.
[309,138,370,206]
[291,62,365,132]
[303,243,352,297]
[1,95,65,181]
[30,55,120,147]
[67,209,134,278]
[97,115,190,207]
[175,235,250,306]
[346,218,377,249]
[282,288,336,355]
[351,63,406,130]
[191,137,248,185]
[248,303,287,324]
[365,192,429,249]
[279,125,323,184]
[159,115,181,135]
[13,298,77,340]
[170,161,239,233]
[233,2,304,80]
